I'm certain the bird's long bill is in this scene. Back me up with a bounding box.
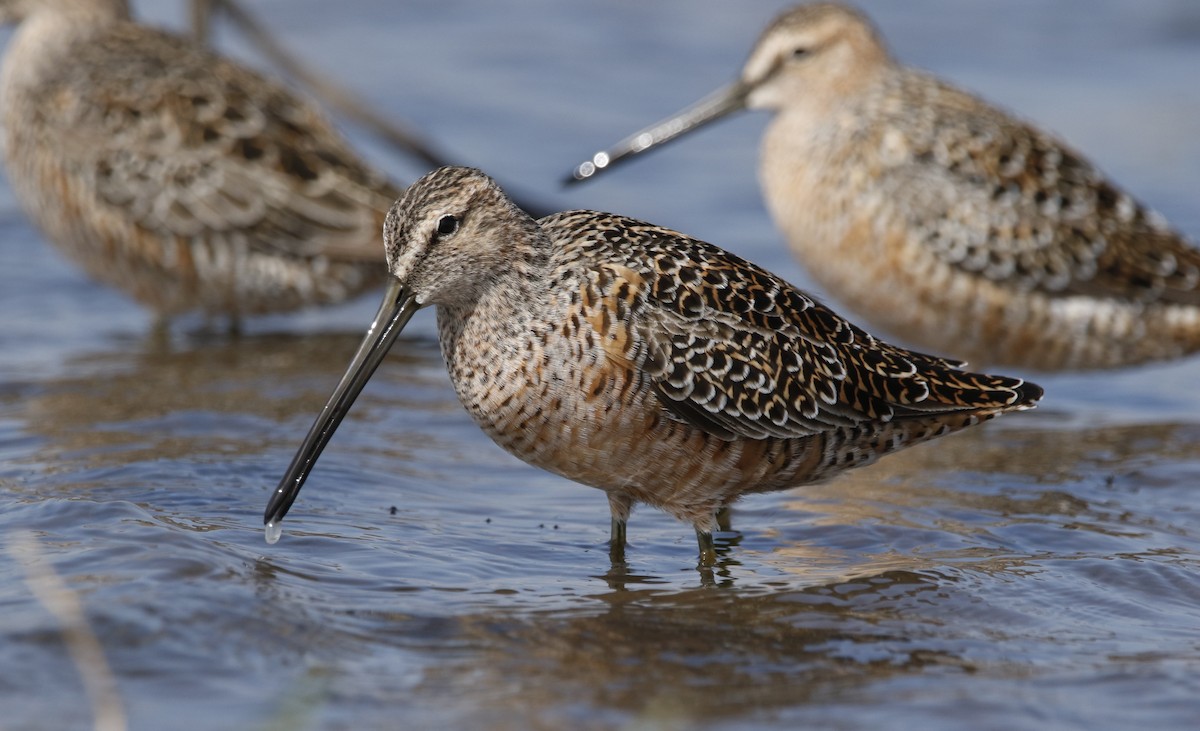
[566,80,749,184]
[262,277,417,537]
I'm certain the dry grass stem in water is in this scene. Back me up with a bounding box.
[10,532,127,731]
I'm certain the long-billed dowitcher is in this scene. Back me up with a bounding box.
[568,2,1200,371]
[0,0,399,325]
[263,166,1042,565]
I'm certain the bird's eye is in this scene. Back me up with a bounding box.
[436,215,459,236]
[791,47,809,59]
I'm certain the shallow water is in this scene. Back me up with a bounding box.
[2,1,1200,729]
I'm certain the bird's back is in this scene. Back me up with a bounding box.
[1,17,399,317]
[437,207,1041,528]
[765,65,1200,370]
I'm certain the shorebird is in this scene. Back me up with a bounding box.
[263,166,1042,566]
[0,0,399,326]
[567,2,1200,371]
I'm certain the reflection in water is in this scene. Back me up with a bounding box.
[6,329,449,472]
[267,565,962,730]
[752,419,1200,583]
[325,545,1197,731]
[422,572,955,730]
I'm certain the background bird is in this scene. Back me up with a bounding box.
[0,0,400,329]
[568,2,1200,371]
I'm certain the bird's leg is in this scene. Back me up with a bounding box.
[609,517,627,562]
[607,492,632,561]
[693,507,723,566]
[695,528,717,567]
[609,515,628,547]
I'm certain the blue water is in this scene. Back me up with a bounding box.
[2,1,1199,729]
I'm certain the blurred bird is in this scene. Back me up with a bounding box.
[0,0,399,328]
[568,2,1200,371]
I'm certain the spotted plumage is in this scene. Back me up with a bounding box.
[264,166,1042,565]
[0,0,398,322]
[569,1,1200,371]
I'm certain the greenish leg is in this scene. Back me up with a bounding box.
[695,528,717,567]
[610,517,627,550]
[607,493,632,562]
[609,518,627,563]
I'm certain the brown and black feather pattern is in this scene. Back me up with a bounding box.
[544,210,1040,442]
[0,1,399,319]
[396,167,1041,536]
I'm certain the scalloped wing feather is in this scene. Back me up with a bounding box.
[892,73,1200,306]
[545,211,1038,442]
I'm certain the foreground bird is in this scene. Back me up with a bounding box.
[0,0,399,325]
[568,2,1200,371]
[264,166,1042,565]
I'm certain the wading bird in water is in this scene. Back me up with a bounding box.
[264,166,1041,566]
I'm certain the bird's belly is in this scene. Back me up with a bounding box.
[446,337,820,523]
